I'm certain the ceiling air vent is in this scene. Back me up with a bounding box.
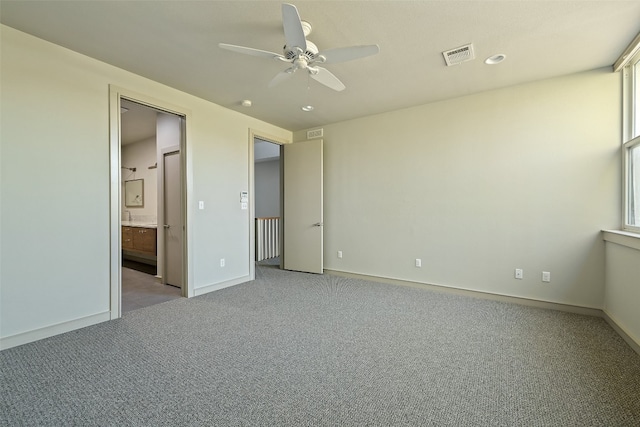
[442,44,475,66]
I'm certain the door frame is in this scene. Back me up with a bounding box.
[109,85,191,319]
[248,129,290,280]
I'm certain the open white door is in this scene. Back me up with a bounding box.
[163,149,183,288]
[283,139,323,274]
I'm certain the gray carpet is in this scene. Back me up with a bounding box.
[2,264,640,426]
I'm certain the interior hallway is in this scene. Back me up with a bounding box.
[122,262,181,313]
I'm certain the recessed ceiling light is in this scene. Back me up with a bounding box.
[485,54,506,65]
[301,105,314,112]
[241,99,252,107]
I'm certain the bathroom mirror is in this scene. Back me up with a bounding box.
[124,179,144,207]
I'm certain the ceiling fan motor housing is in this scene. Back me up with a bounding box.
[284,40,319,62]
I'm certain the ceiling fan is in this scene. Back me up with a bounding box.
[219,3,379,92]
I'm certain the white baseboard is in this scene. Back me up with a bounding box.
[602,311,640,356]
[326,269,640,356]
[0,311,111,351]
[5,273,637,357]
[325,269,602,317]
[0,275,253,350]
[193,275,251,297]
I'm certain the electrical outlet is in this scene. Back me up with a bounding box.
[415,259,422,268]
[515,269,523,279]
[198,201,204,210]
[337,251,343,259]
[542,271,551,282]
[220,258,225,267]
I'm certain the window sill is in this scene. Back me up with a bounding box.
[602,230,640,251]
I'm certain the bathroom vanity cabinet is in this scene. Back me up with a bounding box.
[122,226,157,256]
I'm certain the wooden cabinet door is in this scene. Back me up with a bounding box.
[131,227,157,255]
[140,228,157,255]
[122,227,134,250]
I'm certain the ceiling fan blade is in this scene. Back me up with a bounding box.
[282,3,307,51]
[310,67,346,92]
[219,43,284,60]
[315,44,380,64]
[268,68,296,88]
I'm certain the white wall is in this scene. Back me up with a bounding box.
[295,68,621,309]
[255,159,280,218]
[604,235,640,347]
[121,137,157,221]
[0,23,627,349]
[0,25,291,348]
[157,111,181,152]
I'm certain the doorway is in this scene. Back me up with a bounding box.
[253,137,282,272]
[110,89,188,318]
[249,132,324,279]
[249,132,288,280]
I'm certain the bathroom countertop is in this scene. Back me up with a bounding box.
[121,221,157,229]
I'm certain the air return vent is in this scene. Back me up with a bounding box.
[307,128,323,139]
[442,43,475,66]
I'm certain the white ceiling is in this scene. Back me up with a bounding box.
[2,1,640,132]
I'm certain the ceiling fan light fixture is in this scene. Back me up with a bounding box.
[485,54,506,65]
[301,105,314,112]
[300,20,312,37]
[219,3,379,92]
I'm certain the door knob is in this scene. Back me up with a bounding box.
[313,222,324,227]
[164,224,170,229]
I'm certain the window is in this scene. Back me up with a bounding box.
[625,137,640,231]
[622,49,640,233]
